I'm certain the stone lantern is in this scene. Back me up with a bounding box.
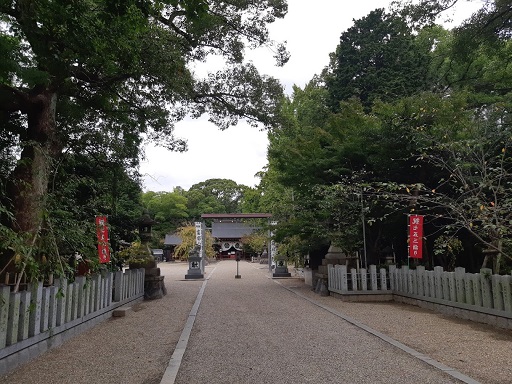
[138,211,156,244]
[136,211,166,300]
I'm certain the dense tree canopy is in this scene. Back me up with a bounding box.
[264,1,512,273]
[324,8,432,111]
[186,178,246,219]
[0,1,289,278]
[0,0,287,234]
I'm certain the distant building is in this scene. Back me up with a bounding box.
[163,214,272,260]
[163,233,182,261]
[202,213,272,259]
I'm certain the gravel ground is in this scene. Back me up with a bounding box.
[278,270,512,384]
[1,260,511,383]
[175,262,461,384]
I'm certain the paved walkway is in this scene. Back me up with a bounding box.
[2,260,512,383]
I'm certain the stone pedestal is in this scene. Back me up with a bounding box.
[143,267,166,300]
[145,275,166,300]
[273,257,291,278]
[304,267,313,286]
[185,247,204,279]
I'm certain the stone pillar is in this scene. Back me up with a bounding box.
[185,245,204,279]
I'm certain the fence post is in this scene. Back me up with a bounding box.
[6,292,20,346]
[94,274,101,312]
[491,274,504,311]
[65,282,73,323]
[360,268,368,291]
[447,272,456,301]
[100,274,106,310]
[55,278,67,326]
[106,272,113,307]
[48,285,57,329]
[472,274,483,307]
[71,281,79,321]
[407,269,414,294]
[40,287,50,333]
[18,291,30,342]
[0,285,10,348]
[416,266,425,296]
[464,273,474,305]
[454,267,466,303]
[401,266,409,293]
[380,268,388,291]
[501,275,512,312]
[28,281,43,337]
[114,270,123,302]
[84,278,91,316]
[411,269,417,295]
[480,269,493,309]
[328,265,334,291]
[339,265,348,292]
[350,268,358,291]
[370,265,378,291]
[388,265,396,291]
[334,265,343,291]
[75,276,86,318]
[434,266,443,299]
[441,272,449,301]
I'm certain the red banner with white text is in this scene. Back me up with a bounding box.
[409,215,424,259]
[96,216,110,263]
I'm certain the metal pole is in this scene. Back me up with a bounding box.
[361,189,367,269]
[268,219,272,272]
[235,258,241,279]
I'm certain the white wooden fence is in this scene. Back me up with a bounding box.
[0,268,144,375]
[328,264,390,293]
[389,265,512,313]
[327,263,512,328]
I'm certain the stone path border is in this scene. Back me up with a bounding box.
[273,278,481,384]
[159,267,217,384]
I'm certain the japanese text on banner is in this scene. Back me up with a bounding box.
[96,216,110,263]
[409,215,423,259]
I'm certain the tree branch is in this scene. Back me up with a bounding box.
[0,84,30,112]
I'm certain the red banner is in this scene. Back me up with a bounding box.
[96,216,110,263]
[409,215,424,259]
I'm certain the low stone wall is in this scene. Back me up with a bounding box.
[393,293,512,329]
[0,269,144,376]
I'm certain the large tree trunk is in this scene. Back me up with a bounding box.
[6,89,60,237]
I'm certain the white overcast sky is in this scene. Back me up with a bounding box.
[139,0,481,192]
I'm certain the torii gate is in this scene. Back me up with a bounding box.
[200,213,273,271]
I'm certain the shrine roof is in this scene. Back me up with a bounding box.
[201,213,272,219]
[212,221,259,238]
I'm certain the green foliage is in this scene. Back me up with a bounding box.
[0,0,288,275]
[0,0,288,269]
[240,232,267,254]
[141,189,189,242]
[117,241,151,264]
[434,235,463,271]
[324,8,432,111]
[185,178,246,219]
[262,2,512,272]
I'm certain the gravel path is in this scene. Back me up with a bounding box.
[174,261,462,384]
[1,260,511,383]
